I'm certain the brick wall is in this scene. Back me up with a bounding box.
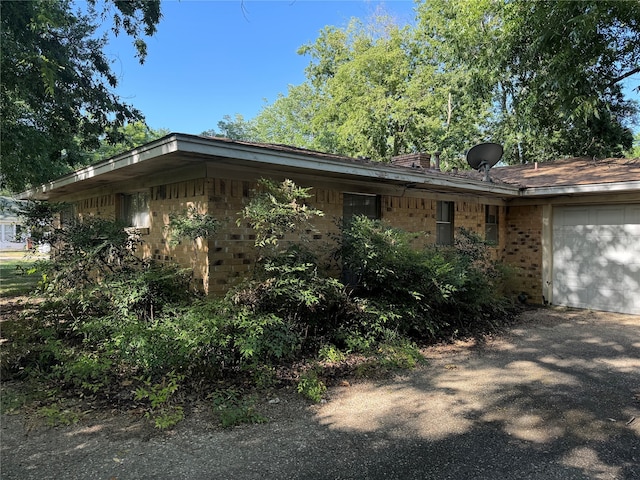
[76,194,116,220]
[145,179,210,292]
[64,177,518,299]
[502,204,543,303]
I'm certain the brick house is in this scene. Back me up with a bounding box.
[23,134,640,314]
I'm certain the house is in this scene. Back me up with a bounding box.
[21,134,640,315]
[0,196,28,251]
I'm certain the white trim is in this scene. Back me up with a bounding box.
[22,134,521,200]
[520,181,640,197]
[542,205,553,305]
[20,134,640,201]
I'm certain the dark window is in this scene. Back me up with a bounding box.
[485,205,499,244]
[121,192,150,228]
[436,201,454,245]
[343,193,380,225]
[60,204,77,226]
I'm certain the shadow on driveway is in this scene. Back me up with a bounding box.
[2,308,639,479]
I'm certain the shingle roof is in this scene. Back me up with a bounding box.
[451,157,640,188]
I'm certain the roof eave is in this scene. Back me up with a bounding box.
[21,133,522,199]
[20,134,181,200]
[520,181,640,197]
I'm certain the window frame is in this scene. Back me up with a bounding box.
[342,192,381,226]
[436,200,454,245]
[485,205,499,245]
[120,191,151,229]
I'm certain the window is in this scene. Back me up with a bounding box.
[121,192,150,228]
[436,201,454,245]
[60,204,77,226]
[343,193,380,225]
[485,205,499,244]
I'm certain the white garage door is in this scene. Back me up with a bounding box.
[553,204,640,315]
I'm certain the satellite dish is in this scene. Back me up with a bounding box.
[466,143,503,182]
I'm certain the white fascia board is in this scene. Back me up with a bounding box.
[175,135,521,197]
[21,136,180,199]
[520,181,640,197]
[22,133,520,199]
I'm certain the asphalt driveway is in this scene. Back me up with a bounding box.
[2,308,639,479]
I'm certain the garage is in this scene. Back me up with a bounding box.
[552,204,640,315]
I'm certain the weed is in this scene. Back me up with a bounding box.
[134,371,185,429]
[36,402,81,426]
[318,344,346,363]
[210,387,268,428]
[297,368,327,403]
[376,339,426,370]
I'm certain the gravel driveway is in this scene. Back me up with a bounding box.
[2,308,639,479]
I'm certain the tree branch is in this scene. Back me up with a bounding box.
[609,66,640,87]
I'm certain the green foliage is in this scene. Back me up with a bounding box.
[339,216,511,339]
[228,309,299,363]
[0,386,31,415]
[416,0,637,163]
[201,114,257,141]
[238,178,324,252]
[375,332,426,371]
[36,402,81,427]
[297,368,327,403]
[627,131,640,158]
[85,122,169,164]
[134,371,185,429]
[167,206,220,247]
[240,3,639,165]
[252,83,333,150]
[210,388,268,428]
[230,246,347,334]
[5,183,514,423]
[318,344,346,363]
[0,0,162,192]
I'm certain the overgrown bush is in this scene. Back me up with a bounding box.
[231,179,352,353]
[338,216,513,339]
[4,187,516,427]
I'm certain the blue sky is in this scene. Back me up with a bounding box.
[106,0,639,136]
[106,0,417,134]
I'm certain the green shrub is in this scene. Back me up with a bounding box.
[210,387,267,428]
[134,371,185,429]
[339,216,512,339]
[297,368,327,403]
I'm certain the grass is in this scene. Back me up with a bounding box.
[0,252,42,298]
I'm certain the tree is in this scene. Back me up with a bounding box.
[627,131,640,158]
[243,2,638,166]
[84,122,169,164]
[201,114,256,141]
[416,0,639,163]
[253,83,335,151]
[0,0,162,193]
[501,0,638,160]
[266,17,487,165]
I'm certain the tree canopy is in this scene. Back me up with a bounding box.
[0,0,162,193]
[214,0,639,168]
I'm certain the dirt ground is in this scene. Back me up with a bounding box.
[1,307,639,480]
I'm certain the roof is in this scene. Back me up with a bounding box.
[446,157,640,197]
[489,157,640,187]
[22,133,519,200]
[0,196,25,221]
[20,134,640,201]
